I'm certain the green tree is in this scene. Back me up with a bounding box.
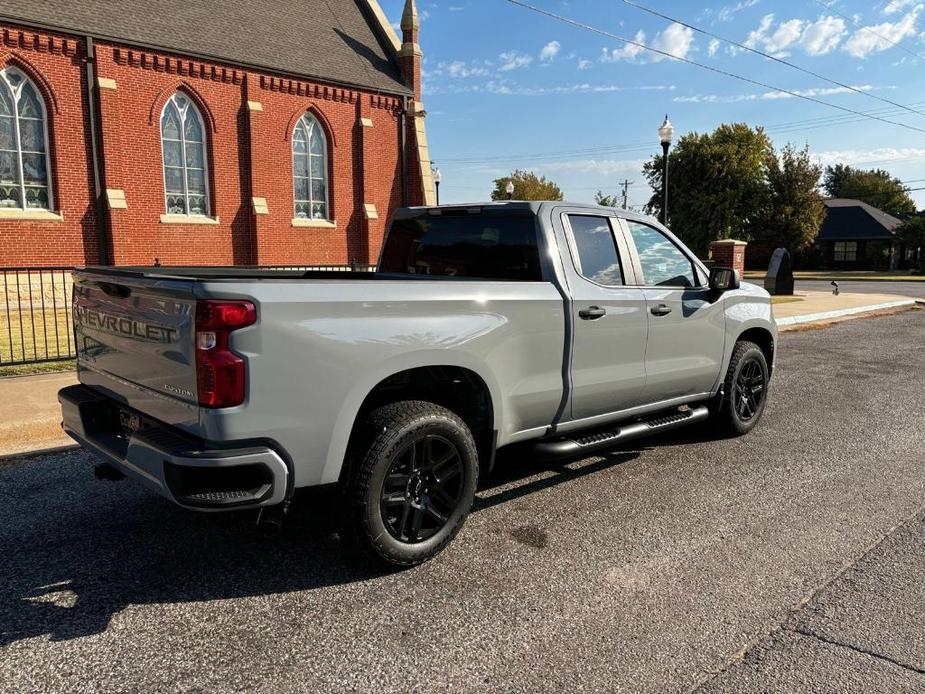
[491,170,563,201]
[643,123,772,256]
[895,216,925,272]
[594,190,620,207]
[753,144,825,252]
[822,165,915,217]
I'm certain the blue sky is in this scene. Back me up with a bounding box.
[380,0,925,210]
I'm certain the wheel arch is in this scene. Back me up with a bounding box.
[737,326,775,375]
[320,356,502,485]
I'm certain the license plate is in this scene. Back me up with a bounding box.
[119,409,142,434]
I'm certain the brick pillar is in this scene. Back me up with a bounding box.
[710,239,747,278]
[399,0,422,101]
[243,75,270,265]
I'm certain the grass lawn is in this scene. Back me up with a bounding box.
[744,270,925,282]
[770,296,805,304]
[0,307,74,367]
[0,359,75,378]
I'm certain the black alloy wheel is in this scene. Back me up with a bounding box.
[733,357,766,422]
[379,434,464,543]
[345,400,479,567]
[712,340,770,436]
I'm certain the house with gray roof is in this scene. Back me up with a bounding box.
[817,198,903,270]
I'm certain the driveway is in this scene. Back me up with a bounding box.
[1,310,924,693]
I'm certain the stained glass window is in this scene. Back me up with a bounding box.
[160,93,209,216]
[0,67,51,210]
[292,114,328,220]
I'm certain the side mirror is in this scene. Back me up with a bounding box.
[709,267,740,292]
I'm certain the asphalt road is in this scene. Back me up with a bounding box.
[2,310,925,693]
[797,279,925,299]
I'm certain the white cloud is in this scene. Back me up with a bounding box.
[498,50,533,71]
[718,0,760,23]
[650,23,696,61]
[577,58,593,70]
[425,79,676,97]
[539,40,561,62]
[537,158,649,176]
[883,0,918,15]
[743,13,848,56]
[601,30,647,62]
[446,61,489,78]
[843,7,922,58]
[813,147,925,166]
[601,24,694,63]
[801,16,847,55]
[708,38,721,57]
[674,84,875,103]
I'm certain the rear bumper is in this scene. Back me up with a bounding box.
[59,384,289,511]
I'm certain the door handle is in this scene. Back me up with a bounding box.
[650,304,672,317]
[578,306,606,320]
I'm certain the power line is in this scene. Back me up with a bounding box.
[621,0,925,120]
[439,102,925,166]
[811,0,925,63]
[504,0,925,136]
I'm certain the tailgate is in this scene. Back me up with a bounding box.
[73,270,200,423]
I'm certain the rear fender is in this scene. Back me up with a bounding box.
[319,350,503,484]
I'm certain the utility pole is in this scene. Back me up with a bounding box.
[619,179,634,210]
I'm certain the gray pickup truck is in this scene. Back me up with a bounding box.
[60,201,776,566]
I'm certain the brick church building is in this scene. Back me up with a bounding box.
[0,0,435,267]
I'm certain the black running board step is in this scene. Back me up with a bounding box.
[534,405,710,460]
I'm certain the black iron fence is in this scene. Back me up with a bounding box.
[0,264,376,367]
[0,267,75,366]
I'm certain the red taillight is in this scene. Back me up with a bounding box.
[195,300,256,408]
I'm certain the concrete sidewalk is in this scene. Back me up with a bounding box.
[773,290,918,329]
[0,371,76,457]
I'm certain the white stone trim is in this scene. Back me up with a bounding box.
[106,189,127,210]
[159,214,220,225]
[291,218,337,228]
[0,208,63,221]
[364,0,402,53]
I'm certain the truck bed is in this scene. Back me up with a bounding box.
[77,266,534,282]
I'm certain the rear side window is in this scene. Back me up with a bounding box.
[567,215,624,286]
[379,214,542,280]
[625,221,696,288]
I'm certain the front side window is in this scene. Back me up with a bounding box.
[834,241,857,262]
[292,114,328,220]
[0,66,52,210]
[160,93,209,216]
[567,215,624,286]
[626,221,696,287]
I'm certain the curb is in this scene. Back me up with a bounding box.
[777,299,919,328]
[0,442,79,464]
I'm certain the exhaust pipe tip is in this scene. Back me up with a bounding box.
[256,501,289,536]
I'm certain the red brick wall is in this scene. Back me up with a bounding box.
[0,22,413,268]
[0,28,99,267]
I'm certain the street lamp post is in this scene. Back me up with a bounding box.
[658,115,674,226]
[433,167,442,205]
[506,180,515,200]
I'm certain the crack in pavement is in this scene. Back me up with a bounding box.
[789,628,925,678]
[689,504,925,692]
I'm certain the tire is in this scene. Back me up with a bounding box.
[712,340,770,437]
[344,400,479,568]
